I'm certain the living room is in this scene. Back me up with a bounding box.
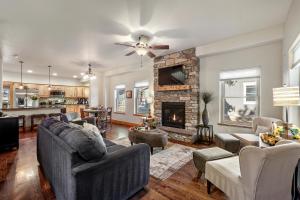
[0,0,300,200]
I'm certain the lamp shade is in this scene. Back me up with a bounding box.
[273,86,300,106]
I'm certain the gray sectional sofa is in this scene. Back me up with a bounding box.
[37,118,150,200]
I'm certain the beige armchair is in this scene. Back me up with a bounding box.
[233,116,282,147]
[205,143,300,200]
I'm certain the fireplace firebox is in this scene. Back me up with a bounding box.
[162,102,185,129]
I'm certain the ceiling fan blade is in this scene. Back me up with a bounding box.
[147,51,156,58]
[114,42,135,48]
[125,51,136,56]
[151,45,169,50]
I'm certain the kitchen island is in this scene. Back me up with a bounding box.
[1,106,63,129]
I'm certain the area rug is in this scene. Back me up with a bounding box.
[112,137,196,180]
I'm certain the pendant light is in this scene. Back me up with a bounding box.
[48,65,52,90]
[19,61,24,89]
[83,64,96,80]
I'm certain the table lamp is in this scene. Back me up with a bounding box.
[273,86,300,138]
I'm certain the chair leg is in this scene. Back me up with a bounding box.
[207,180,212,194]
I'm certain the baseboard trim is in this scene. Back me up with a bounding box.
[111,119,140,127]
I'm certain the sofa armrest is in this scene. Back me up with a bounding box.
[71,120,86,126]
[72,143,150,200]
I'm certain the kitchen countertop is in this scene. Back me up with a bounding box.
[1,104,89,111]
[1,106,64,111]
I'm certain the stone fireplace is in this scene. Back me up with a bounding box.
[154,48,200,135]
[162,102,185,129]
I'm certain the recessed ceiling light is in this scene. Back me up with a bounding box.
[27,70,33,73]
[73,75,78,78]
[80,72,84,76]
[52,73,58,76]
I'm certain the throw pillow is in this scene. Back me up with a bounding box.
[49,121,71,136]
[59,128,107,161]
[41,117,60,128]
[255,125,271,135]
[83,122,100,135]
[69,122,83,129]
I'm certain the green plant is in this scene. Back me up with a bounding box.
[31,96,38,100]
[200,92,213,104]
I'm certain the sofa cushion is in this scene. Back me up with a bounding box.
[104,139,116,147]
[59,128,107,161]
[49,121,71,135]
[41,117,60,128]
[107,144,125,153]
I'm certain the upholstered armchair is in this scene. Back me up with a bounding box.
[205,142,300,200]
[232,116,282,147]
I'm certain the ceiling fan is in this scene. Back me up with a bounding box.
[115,35,169,58]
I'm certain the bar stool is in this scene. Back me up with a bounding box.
[48,113,61,120]
[18,115,26,132]
[106,107,112,125]
[31,114,47,131]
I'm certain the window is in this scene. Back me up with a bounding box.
[114,85,126,113]
[289,33,300,69]
[220,68,260,127]
[134,81,150,115]
[243,82,257,104]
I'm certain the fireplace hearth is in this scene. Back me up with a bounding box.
[162,102,185,129]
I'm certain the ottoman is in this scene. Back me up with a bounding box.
[215,133,240,153]
[128,128,168,154]
[232,133,259,148]
[193,147,234,178]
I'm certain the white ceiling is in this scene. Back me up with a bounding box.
[0,0,292,78]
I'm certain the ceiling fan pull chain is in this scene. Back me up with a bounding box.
[140,56,143,68]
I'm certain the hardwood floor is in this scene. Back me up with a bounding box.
[0,125,225,200]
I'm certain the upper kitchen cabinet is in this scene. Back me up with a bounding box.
[64,87,76,98]
[38,85,49,97]
[84,87,89,98]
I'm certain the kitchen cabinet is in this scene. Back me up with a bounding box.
[65,105,87,114]
[76,87,84,98]
[65,87,76,98]
[38,85,49,97]
[84,87,89,98]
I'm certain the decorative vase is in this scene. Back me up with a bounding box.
[32,100,39,108]
[202,104,209,126]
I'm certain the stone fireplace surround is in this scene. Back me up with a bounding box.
[154,48,200,136]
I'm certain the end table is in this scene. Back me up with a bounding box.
[195,124,214,144]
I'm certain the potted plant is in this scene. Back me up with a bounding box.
[201,92,213,126]
[31,96,39,107]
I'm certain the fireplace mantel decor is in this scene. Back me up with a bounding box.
[153,48,200,134]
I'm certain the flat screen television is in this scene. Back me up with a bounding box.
[158,65,186,85]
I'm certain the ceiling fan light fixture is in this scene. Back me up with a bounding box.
[136,47,148,56]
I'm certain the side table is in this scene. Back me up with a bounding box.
[195,124,214,144]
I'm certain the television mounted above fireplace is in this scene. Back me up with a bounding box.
[158,65,186,86]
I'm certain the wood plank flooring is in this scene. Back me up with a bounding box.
[0,125,225,200]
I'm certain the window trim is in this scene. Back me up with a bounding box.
[289,33,300,69]
[219,77,261,127]
[133,85,150,115]
[114,86,126,113]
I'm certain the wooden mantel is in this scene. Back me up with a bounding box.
[157,85,191,91]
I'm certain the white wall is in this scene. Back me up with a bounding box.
[283,0,300,125]
[106,63,153,124]
[3,71,83,86]
[200,41,283,133]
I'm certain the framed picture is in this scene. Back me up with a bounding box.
[126,90,132,98]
